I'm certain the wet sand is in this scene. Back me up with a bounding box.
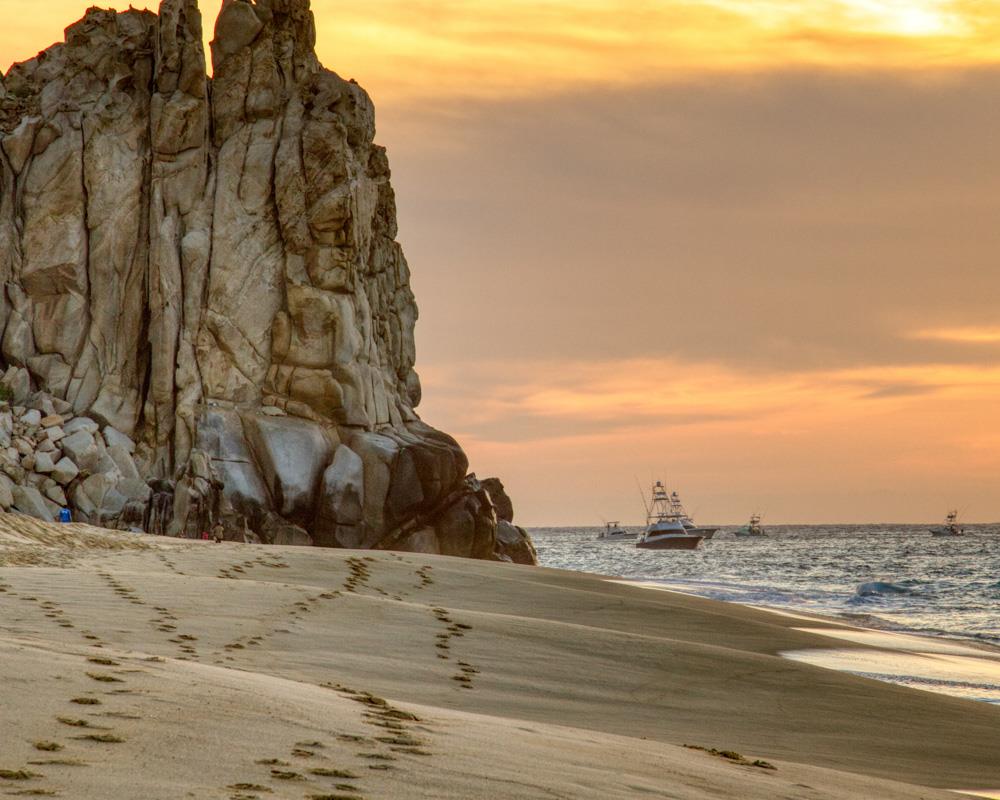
[2,514,999,799]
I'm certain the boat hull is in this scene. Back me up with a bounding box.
[930,529,964,537]
[637,535,703,550]
[598,533,638,541]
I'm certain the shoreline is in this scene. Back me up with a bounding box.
[531,525,1000,659]
[3,519,1000,798]
[620,576,1000,654]
[617,579,1000,707]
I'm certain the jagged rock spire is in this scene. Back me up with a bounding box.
[0,1,537,564]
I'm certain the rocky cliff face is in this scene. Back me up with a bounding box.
[0,0,536,564]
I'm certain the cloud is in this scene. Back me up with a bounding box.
[5,1,1000,100]
[443,411,741,445]
[418,357,999,444]
[309,0,1000,100]
[861,383,944,399]
[380,68,1000,378]
[909,326,1000,344]
[416,357,1000,524]
[372,67,1000,523]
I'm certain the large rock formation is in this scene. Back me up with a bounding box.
[0,0,536,564]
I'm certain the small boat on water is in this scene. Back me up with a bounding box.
[597,521,636,541]
[637,481,704,550]
[930,510,964,537]
[734,513,766,538]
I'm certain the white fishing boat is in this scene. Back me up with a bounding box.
[930,510,964,537]
[597,521,636,541]
[734,513,766,538]
[637,482,704,550]
[666,490,718,539]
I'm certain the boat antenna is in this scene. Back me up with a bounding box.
[634,476,651,518]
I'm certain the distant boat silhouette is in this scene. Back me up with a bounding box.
[734,513,766,538]
[597,521,636,541]
[930,511,964,537]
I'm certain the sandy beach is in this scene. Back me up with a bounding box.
[2,515,999,799]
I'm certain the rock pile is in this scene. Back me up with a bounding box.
[0,1,536,564]
[0,368,147,528]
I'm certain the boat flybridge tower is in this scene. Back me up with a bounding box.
[668,491,687,521]
[648,481,672,524]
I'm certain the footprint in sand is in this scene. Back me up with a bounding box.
[0,768,43,781]
[56,716,105,729]
[73,733,125,744]
[356,753,395,763]
[85,672,123,684]
[69,697,101,706]
[308,768,360,780]
[269,768,304,781]
[429,609,481,688]
[415,565,435,589]
[307,794,367,800]
[27,758,88,768]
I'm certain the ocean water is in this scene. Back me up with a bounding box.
[531,525,1000,647]
[532,525,1000,704]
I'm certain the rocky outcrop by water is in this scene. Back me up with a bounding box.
[0,0,536,564]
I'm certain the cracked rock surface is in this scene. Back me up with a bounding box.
[0,0,536,564]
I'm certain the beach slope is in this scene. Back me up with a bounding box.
[1,516,998,799]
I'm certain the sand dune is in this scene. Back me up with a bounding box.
[2,515,998,799]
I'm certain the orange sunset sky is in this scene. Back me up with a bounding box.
[3,1,1000,525]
